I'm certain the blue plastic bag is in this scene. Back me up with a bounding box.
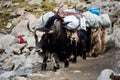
[88,8,100,16]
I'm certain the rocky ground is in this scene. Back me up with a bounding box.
[0,0,120,80]
[28,47,119,80]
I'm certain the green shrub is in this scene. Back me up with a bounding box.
[40,2,57,12]
[118,25,120,28]
[0,12,10,28]
[12,0,24,3]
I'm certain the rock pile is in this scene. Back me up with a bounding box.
[0,0,120,80]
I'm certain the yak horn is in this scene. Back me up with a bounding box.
[56,2,64,14]
[48,30,55,33]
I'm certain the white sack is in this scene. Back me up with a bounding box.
[63,15,80,30]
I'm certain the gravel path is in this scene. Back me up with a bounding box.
[29,48,118,80]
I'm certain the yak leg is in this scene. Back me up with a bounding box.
[41,52,48,70]
[64,58,69,68]
[51,53,59,71]
[69,54,77,63]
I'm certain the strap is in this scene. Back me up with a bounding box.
[41,14,45,26]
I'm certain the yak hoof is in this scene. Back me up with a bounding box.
[82,56,86,60]
[91,54,98,57]
[53,65,59,72]
[72,57,77,63]
[69,57,77,63]
[64,60,69,68]
[41,63,47,70]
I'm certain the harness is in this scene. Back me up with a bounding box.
[41,13,45,26]
[52,19,57,30]
[65,14,88,48]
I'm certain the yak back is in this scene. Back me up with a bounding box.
[44,14,63,29]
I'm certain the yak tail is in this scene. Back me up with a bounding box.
[34,30,38,45]
[27,21,38,45]
[27,21,35,33]
[27,21,39,46]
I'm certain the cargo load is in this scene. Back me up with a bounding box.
[83,11,101,28]
[100,14,111,28]
[88,8,100,16]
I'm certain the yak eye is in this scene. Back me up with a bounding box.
[48,39,50,43]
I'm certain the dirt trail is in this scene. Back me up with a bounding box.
[29,48,118,80]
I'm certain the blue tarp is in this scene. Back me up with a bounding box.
[88,8,100,16]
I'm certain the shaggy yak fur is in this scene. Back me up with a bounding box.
[88,28,106,57]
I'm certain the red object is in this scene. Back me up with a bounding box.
[16,35,26,44]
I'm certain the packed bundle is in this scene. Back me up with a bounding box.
[88,8,100,16]
[82,11,101,28]
[83,8,111,28]
[63,15,80,30]
[100,14,111,28]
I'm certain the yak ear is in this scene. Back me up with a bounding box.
[36,27,50,32]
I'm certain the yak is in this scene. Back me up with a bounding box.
[28,14,70,71]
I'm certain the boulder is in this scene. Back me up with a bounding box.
[105,34,115,51]
[28,0,42,5]
[10,14,37,36]
[6,23,12,29]
[12,76,27,80]
[9,8,26,18]
[0,71,15,80]
[0,34,27,54]
[15,67,32,76]
[23,36,35,48]
[97,69,113,80]
[0,34,19,54]
[113,28,120,48]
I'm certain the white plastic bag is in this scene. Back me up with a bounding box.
[63,15,80,30]
[100,14,111,28]
[35,11,55,28]
[83,11,101,28]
